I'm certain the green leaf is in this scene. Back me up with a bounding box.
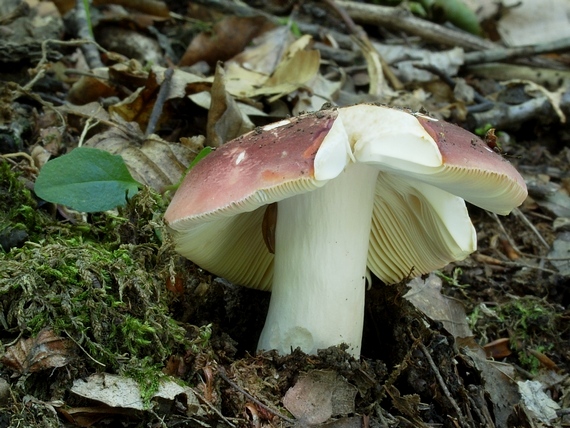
[35,147,141,212]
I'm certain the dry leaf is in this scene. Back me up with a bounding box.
[57,405,135,428]
[67,69,117,105]
[283,370,356,425]
[483,337,512,359]
[85,126,200,192]
[206,64,254,147]
[71,373,202,413]
[180,16,275,67]
[231,25,293,75]
[517,380,560,424]
[225,35,321,101]
[462,347,520,427]
[93,0,170,18]
[1,328,75,375]
[404,273,472,338]
[497,0,570,46]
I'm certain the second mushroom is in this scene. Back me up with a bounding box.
[164,104,527,357]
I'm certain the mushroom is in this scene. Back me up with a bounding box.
[164,104,527,357]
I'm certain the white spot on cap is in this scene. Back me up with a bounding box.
[235,151,246,165]
[414,112,439,122]
[262,118,292,131]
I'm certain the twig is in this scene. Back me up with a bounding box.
[488,211,524,256]
[334,0,497,51]
[464,37,570,65]
[14,85,66,131]
[74,0,104,69]
[409,329,471,428]
[190,386,237,427]
[64,331,106,368]
[466,385,495,428]
[512,208,550,250]
[217,367,296,424]
[468,88,570,129]
[320,0,402,90]
[24,39,109,92]
[78,115,101,147]
[1,152,37,171]
[145,67,174,137]
[472,254,559,275]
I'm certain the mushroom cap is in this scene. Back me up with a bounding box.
[165,104,527,287]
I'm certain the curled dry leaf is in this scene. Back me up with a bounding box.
[224,34,320,102]
[206,64,254,147]
[1,328,75,375]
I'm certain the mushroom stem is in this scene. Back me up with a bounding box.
[257,163,379,356]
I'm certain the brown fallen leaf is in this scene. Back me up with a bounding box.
[483,337,512,359]
[1,328,75,376]
[526,348,559,371]
[93,0,170,18]
[283,370,356,425]
[180,16,275,67]
[206,63,254,147]
[57,405,136,428]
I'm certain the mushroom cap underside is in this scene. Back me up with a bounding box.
[165,104,528,289]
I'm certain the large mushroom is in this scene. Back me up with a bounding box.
[164,104,527,357]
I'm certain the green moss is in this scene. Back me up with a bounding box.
[121,356,164,408]
[0,161,43,248]
[0,172,194,378]
[0,239,188,369]
[470,297,560,373]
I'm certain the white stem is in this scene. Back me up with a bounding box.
[257,163,378,356]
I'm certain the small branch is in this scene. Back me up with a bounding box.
[334,0,497,51]
[145,67,174,137]
[512,208,550,250]
[74,0,104,69]
[472,254,559,275]
[190,386,237,427]
[409,329,470,427]
[464,37,570,65]
[24,39,108,92]
[64,331,106,368]
[415,64,490,106]
[468,88,570,129]
[1,152,37,171]
[217,367,296,424]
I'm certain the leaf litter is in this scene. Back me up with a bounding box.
[0,0,569,426]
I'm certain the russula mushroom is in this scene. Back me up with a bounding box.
[164,104,527,357]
